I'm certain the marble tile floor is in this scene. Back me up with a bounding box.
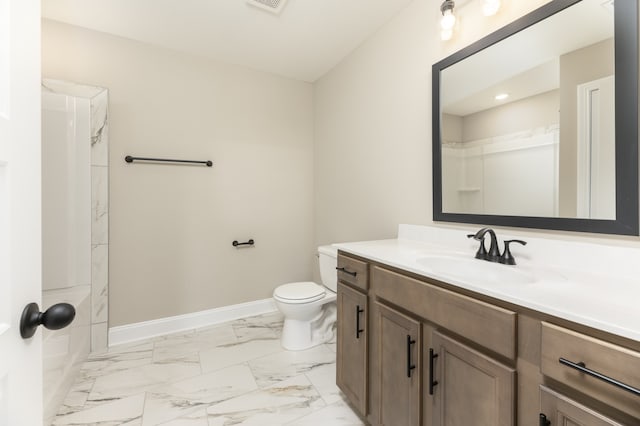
[53,312,363,426]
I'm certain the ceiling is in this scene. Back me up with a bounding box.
[441,0,613,116]
[41,0,414,82]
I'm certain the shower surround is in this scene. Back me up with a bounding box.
[41,79,110,425]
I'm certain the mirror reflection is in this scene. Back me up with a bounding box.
[440,0,614,219]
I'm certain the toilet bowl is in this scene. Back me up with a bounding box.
[273,245,338,350]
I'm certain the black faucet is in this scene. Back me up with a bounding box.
[468,228,528,265]
[466,234,487,260]
[499,239,527,265]
[472,227,501,262]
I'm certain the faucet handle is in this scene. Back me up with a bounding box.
[467,234,487,260]
[499,239,527,265]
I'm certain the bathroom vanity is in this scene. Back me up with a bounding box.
[334,225,640,426]
[335,0,640,422]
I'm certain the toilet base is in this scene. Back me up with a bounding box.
[280,303,336,351]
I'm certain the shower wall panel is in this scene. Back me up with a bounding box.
[41,80,110,424]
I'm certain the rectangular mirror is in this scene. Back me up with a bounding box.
[432,0,639,235]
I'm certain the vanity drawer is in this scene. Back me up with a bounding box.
[337,254,369,291]
[371,266,516,360]
[541,322,640,418]
[540,386,624,426]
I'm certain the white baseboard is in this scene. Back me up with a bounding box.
[108,298,277,347]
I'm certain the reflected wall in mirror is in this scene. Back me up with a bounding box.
[433,0,639,235]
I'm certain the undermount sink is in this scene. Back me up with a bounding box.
[415,255,537,285]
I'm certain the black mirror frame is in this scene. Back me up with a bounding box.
[432,0,639,236]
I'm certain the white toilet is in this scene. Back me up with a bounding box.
[273,245,338,350]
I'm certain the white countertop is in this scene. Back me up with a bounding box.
[334,225,640,342]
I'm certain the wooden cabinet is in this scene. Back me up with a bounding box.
[335,252,639,426]
[371,265,516,425]
[539,386,624,426]
[371,266,516,360]
[429,331,515,426]
[336,281,368,416]
[336,254,369,291]
[540,322,640,419]
[374,302,421,426]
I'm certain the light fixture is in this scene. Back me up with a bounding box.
[483,0,501,17]
[441,28,454,41]
[440,1,456,40]
[495,93,509,101]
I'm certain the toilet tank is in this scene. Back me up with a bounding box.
[318,245,338,292]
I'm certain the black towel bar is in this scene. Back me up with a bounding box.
[125,155,212,167]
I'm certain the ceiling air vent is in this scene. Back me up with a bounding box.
[246,0,288,14]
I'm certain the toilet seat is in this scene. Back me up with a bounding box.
[274,282,326,304]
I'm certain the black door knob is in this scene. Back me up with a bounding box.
[20,302,76,339]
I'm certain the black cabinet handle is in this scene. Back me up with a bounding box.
[336,267,357,277]
[356,305,364,339]
[539,413,550,426]
[429,348,439,395]
[559,358,640,396]
[406,335,416,378]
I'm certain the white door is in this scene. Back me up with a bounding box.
[0,1,43,425]
[577,75,616,219]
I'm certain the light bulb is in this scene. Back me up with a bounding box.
[441,28,453,41]
[483,0,501,16]
[441,9,456,30]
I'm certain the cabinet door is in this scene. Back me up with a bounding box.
[375,302,421,426]
[539,386,624,426]
[431,331,515,426]
[336,282,368,416]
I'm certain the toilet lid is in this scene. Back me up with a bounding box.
[274,282,326,303]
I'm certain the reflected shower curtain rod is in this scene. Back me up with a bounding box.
[124,155,213,167]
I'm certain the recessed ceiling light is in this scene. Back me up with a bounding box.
[495,93,509,101]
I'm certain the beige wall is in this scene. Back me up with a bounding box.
[42,20,315,327]
[559,38,614,216]
[442,114,463,144]
[314,0,437,246]
[461,90,559,142]
[314,1,640,247]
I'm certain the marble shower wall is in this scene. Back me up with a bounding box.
[43,79,110,352]
[90,89,109,351]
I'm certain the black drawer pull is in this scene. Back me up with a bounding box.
[539,413,550,426]
[406,335,416,378]
[429,348,439,395]
[336,267,357,277]
[356,305,364,339]
[559,357,640,397]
